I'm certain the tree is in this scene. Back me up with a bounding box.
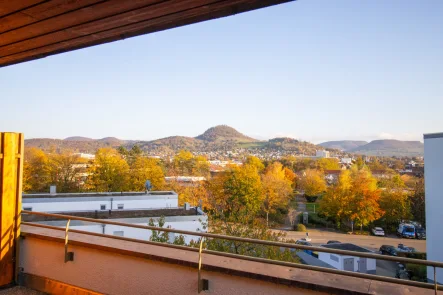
[410,179,425,226]
[261,162,293,226]
[379,189,412,231]
[283,167,297,188]
[23,147,50,193]
[298,169,326,197]
[128,156,165,191]
[244,156,265,172]
[87,148,129,192]
[319,168,384,231]
[316,158,340,170]
[348,168,384,231]
[170,151,209,177]
[318,170,353,229]
[47,152,84,193]
[354,156,365,170]
[148,216,186,245]
[223,164,263,216]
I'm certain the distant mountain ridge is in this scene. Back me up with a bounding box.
[349,140,423,156]
[319,140,368,151]
[25,127,423,157]
[25,125,319,155]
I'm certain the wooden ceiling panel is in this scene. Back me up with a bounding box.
[0,0,44,17]
[0,0,294,67]
[0,0,104,34]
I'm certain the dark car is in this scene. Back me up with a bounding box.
[327,240,341,244]
[380,245,398,256]
[416,228,426,240]
[296,240,313,255]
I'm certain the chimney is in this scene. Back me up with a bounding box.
[50,185,56,195]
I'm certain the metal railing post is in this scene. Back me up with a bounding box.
[64,220,74,263]
[198,237,208,293]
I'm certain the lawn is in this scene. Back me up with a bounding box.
[305,203,318,213]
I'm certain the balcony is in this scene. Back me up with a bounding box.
[7,211,440,295]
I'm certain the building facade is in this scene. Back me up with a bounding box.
[424,133,443,283]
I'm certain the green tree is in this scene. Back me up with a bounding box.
[224,164,263,216]
[379,189,412,231]
[410,179,425,226]
[148,216,186,245]
[298,169,326,197]
[87,148,129,192]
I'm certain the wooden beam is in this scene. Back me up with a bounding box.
[0,132,24,287]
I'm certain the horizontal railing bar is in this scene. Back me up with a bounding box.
[22,222,199,253]
[203,250,443,291]
[22,221,442,292]
[21,210,443,268]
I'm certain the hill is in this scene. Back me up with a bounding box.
[349,140,424,156]
[195,125,257,142]
[24,126,327,156]
[319,140,368,151]
[26,137,126,153]
[64,136,94,141]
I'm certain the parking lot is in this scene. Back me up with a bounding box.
[278,228,426,252]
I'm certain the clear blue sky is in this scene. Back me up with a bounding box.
[1,0,442,143]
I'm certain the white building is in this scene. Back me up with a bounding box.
[340,158,353,165]
[424,132,443,283]
[22,191,207,244]
[22,191,179,212]
[33,214,205,244]
[74,153,95,160]
[316,150,330,158]
[318,243,376,274]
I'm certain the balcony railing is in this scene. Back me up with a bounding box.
[21,210,443,294]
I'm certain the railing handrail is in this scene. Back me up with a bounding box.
[21,221,443,292]
[21,210,442,268]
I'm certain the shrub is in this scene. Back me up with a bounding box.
[296,224,307,232]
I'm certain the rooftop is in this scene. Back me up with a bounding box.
[321,243,373,253]
[23,191,176,198]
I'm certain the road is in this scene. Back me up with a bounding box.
[275,228,426,252]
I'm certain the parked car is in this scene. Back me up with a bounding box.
[415,228,426,240]
[295,240,312,246]
[296,240,313,255]
[397,244,416,253]
[379,245,398,256]
[371,227,385,236]
[327,240,341,244]
[397,223,415,238]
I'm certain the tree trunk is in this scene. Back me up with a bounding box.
[266,212,269,228]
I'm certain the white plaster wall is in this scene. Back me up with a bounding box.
[22,197,177,212]
[318,253,375,272]
[318,252,342,269]
[425,136,443,283]
[51,217,207,245]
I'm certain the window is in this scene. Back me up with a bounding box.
[23,207,32,211]
[117,204,124,210]
[113,231,124,237]
[330,254,339,262]
[100,204,106,210]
